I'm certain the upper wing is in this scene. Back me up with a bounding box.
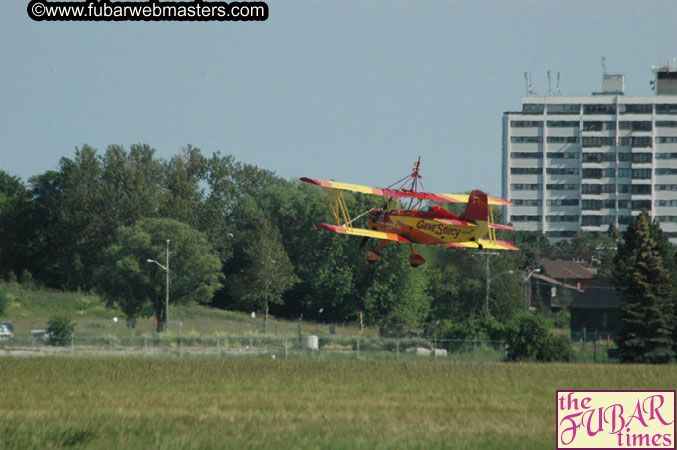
[314,223,410,243]
[301,177,511,205]
[444,239,519,251]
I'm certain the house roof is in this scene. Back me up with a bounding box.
[570,277,621,309]
[538,257,595,281]
[531,273,583,293]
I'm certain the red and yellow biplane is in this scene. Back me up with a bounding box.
[301,159,518,267]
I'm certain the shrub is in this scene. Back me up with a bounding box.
[505,313,571,362]
[47,315,76,346]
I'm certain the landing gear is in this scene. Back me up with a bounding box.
[364,240,387,263]
[408,243,425,267]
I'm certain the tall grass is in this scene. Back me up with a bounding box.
[1,357,675,449]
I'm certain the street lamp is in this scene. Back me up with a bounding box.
[485,268,514,315]
[522,268,541,309]
[147,239,170,332]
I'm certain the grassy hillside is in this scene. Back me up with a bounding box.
[0,282,370,339]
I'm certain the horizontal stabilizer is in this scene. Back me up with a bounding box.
[489,223,516,231]
[314,223,411,243]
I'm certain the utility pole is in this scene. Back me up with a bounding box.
[165,239,170,332]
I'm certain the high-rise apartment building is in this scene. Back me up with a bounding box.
[502,63,677,242]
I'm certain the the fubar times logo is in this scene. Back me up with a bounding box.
[557,390,676,449]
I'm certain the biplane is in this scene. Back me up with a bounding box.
[301,159,518,267]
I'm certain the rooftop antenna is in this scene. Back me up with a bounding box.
[601,56,607,75]
[524,72,533,95]
[555,72,561,96]
[546,70,553,96]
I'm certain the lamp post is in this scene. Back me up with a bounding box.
[485,267,514,316]
[147,239,170,332]
[522,268,541,309]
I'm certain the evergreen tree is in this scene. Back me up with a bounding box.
[613,211,675,363]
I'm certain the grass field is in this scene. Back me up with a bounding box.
[1,357,675,449]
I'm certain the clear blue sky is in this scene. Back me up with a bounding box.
[1,0,676,195]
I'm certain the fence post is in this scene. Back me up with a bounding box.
[434,338,437,360]
[396,337,400,360]
[144,338,147,355]
[70,335,74,355]
[250,337,253,357]
[356,338,360,360]
[593,337,597,363]
[284,336,288,360]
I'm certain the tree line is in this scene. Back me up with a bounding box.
[1,144,675,362]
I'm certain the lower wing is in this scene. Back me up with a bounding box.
[444,239,519,251]
[314,223,410,243]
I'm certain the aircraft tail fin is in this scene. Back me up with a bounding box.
[460,190,489,223]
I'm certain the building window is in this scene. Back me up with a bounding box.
[582,216,602,226]
[602,168,616,177]
[583,136,616,147]
[603,199,616,208]
[601,184,616,193]
[546,199,579,206]
[582,184,601,194]
[632,153,652,163]
[511,184,542,190]
[620,136,652,147]
[511,152,543,159]
[582,200,601,210]
[511,136,543,144]
[618,200,630,209]
[546,184,578,191]
[547,168,578,175]
[584,104,617,115]
[656,121,677,128]
[631,184,652,195]
[631,169,652,179]
[582,152,616,162]
[618,152,632,162]
[656,104,677,114]
[657,199,677,207]
[632,200,652,211]
[511,121,543,128]
[618,168,631,177]
[512,199,541,206]
[548,104,581,114]
[511,215,542,222]
[656,184,677,191]
[619,216,633,225]
[620,104,653,114]
[511,167,542,175]
[619,121,652,131]
[656,137,677,144]
[547,120,579,127]
[546,215,579,222]
[582,168,602,179]
[655,168,677,175]
[523,104,545,113]
[656,153,677,159]
[618,184,632,193]
[547,136,579,143]
[547,152,579,159]
[657,216,677,223]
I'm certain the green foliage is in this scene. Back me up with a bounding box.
[613,212,676,363]
[95,218,222,328]
[46,315,76,346]
[432,314,505,341]
[0,292,8,317]
[505,313,572,362]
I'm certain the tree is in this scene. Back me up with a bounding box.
[228,218,298,333]
[613,211,675,363]
[95,218,222,330]
[46,315,75,346]
[504,313,571,362]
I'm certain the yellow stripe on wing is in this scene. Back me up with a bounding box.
[315,223,410,243]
